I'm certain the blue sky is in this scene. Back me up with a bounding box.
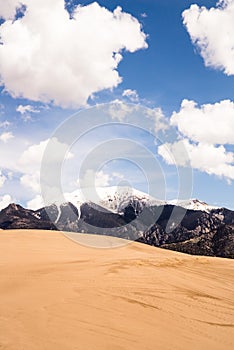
[0,0,234,210]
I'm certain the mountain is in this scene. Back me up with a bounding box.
[66,186,221,214]
[35,202,79,232]
[65,186,165,213]
[0,204,56,230]
[168,198,218,212]
[0,189,233,258]
[160,224,234,258]
[137,205,234,258]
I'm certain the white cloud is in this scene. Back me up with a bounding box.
[20,172,40,193]
[158,140,190,167]
[146,107,169,133]
[0,170,6,188]
[0,131,14,143]
[26,194,44,210]
[79,169,112,188]
[107,100,168,133]
[108,100,138,121]
[0,136,28,172]
[112,172,125,181]
[18,137,73,174]
[95,170,112,187]
[158,139,234,181]
[0,0,147,108]
[122,89,139,102]
[0,0,22,20]
[0,134,77,205]
[16,137,74,197]
[18,140,48,173]
[16,104,40,115]
[0,120,10,128]
[183,0,234,75]
[158,98,234,182]
[16,104,40,122]
[0,194,13,210]
[78,169,127,189]
[171,99,234,144]
[7,171,13,180]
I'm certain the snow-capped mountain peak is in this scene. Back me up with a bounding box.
[28,186,219,214]
[64,187,220,214]
[168,198,218,212]
[65,186,165,213]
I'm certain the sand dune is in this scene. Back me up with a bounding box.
[0,230,233,350]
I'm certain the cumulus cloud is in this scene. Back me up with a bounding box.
[18,140,50,174]
[158,140,191,167]
[158,140,234,180]
[17,137,74,195]
[0,131,14,143]
[107,101,168,132]
[18,137,73,174]
[79,169,112,188]
[112,172,125,182]
[26,194,44,210]
[183,0,234,75]
[95,170,112,187]
[20,172,40,193]
[0,120,10,128]
[16,104,40,115]
[108,100,137,121]
[0,0,147,108]
[16,104,40,121]
[0,170,6,188]
[0,194,13,210]
[146,107,169,133]
[158,98,234,181]
[171,99,234,144]
[122,89,139,102]
[78,169,126,189]
[0,0,22,20]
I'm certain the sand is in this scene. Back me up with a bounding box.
[0,230,233,350]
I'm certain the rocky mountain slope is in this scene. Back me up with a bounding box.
[137,205,234,258]
[0,194,233,258]
[0,204,56,230]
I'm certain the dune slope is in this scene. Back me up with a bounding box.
[0,230,233,350]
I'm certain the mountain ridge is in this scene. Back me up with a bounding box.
[0,194,233,258]
[64,186,220,214]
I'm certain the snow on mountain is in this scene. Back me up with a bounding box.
[97,186,164,213]
[168,199,218,212]
[65,186,165,213]
[27,186,219,214]
[63,187,220,214]
[65,186,219,213]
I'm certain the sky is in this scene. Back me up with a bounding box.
[0,0,234,210]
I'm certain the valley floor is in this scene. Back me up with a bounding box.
[0,230,233,350]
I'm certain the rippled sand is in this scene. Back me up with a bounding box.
[0,230,233,350]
